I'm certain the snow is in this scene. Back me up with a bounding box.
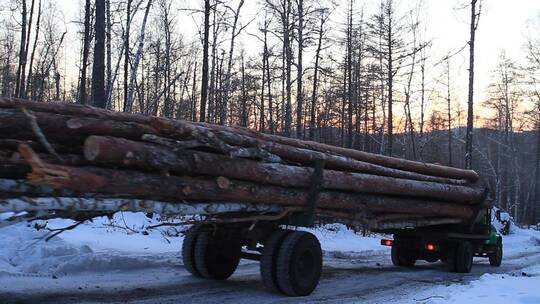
[406,226,540,304]
[1,212,539,303]
[0,212,183,276]
[408,264,540,304]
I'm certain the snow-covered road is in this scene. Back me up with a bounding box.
[1,213,539,304]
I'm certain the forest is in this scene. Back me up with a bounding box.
[0,0,539,225]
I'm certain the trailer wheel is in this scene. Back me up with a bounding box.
[489,240,503,267]
[275,231,322,297]
[194,231,241,280]
[182,226,202,277]
[260,229,292,293]
[391,246,416,267]
[454,241,473,273]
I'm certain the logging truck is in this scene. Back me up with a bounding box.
[0,98,502,297]
[180,205,503,297]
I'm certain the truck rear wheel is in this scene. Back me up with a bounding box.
[260,229,292,293]
[194,231,241,280]
[275,231,322,297]
[182,226,202,277]
[453,241,473,273]
[391,246,416,267]
[489,241,503,267]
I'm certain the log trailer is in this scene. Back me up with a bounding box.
[181,196,503,297]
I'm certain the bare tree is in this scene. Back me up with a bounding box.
[199,0,211,122]
[125,0,153,112]
[14,0,27,98]
[79,0,92,104]
[465,0,481,169]
[295,0,304,138]
[26,0,42,100]
[221,0,245,125]
[92,0,106,107]
[309,8,328,140]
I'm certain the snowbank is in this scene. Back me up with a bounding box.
[0,212,183,276]
[412,264,540,304]
[305,223,385,258]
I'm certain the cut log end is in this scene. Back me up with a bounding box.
[216,176,231,189]
[83,136,101,161]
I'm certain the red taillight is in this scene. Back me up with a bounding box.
[381,239,394,246]
[426,243,436,251]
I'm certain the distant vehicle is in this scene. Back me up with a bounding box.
[380,207,503,272]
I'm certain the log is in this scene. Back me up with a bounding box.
[0,99,477,183]
[151,116,478,182]
[200,123,481,182]
[208,131,469,185]
[0,99,478,182]
[0,178,78,198]
[0,139,79,154]
[372,217,464,230]
[0,151,88,179]
[84,136,485,203]
[0,97,153,125]
[19,145,476,218]
[0,196,282,216]
[0,108,157,145]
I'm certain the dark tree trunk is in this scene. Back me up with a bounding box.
[385,1,394,156]
[199,0,211,122]
[79,0,92,104]
[310,13,324,141]
[295,0,304,139]
[15,0,27,99]
[92,0,106,108]
[465,0,478,169]
[26,0,42,100]
[123,0,132,112]
[20,0,36,99]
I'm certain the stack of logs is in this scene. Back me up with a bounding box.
[0,97,489,230]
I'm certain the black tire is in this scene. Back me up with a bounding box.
[194,231,241,280]
[391,246,416,267]
[489,241,503,267]
[182,226,202,277]
[445,244,457,272]
[275,231,322,297]
[454,241,474,273]
[260,229,291,293]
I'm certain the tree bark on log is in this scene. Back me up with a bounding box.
[0,108,157,145]
[0,98,479,182]
[209,130,469,185]
[18,145,476,219]
[84,136,484,203]
[198,123,480,182]
[0,196,281,216]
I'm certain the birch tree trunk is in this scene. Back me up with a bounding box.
[125,0,153,113]
[220,0,245,125]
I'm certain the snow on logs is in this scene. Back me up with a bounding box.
[0,98,489,230]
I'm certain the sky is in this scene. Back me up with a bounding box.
[29,0,540,122]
